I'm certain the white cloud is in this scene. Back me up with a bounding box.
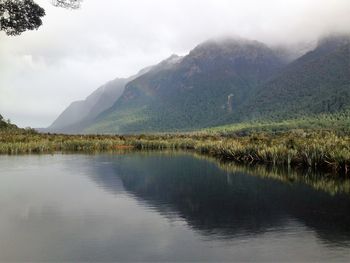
[0,0,349,127]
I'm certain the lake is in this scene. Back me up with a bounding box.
[0,152,350,262]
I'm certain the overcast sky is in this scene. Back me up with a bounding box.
[1,0,350,127]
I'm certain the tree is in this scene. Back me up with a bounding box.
[0,0,45,35]
[0,0,82,36]
[52,0,81,9]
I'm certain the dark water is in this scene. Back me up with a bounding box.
[0,153,350,262]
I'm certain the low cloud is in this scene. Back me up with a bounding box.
[1,0,349,127]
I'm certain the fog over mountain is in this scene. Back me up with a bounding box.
[1,0,350,127]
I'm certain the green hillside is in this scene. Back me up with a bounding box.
[86,38,285,133]
[0,114,18,131]
[49,35,350,135]
[204,111,350,135]
[236,40,350,122]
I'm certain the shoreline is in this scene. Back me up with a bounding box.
[1,131,349,176]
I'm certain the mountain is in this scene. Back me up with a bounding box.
[237,35,350,121]
[49,34,350,134]
[86,38,285,133]
[272,40,316,63]
[47,65,154,133]
[47,78,127,133]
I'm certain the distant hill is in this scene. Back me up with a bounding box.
[47,78,128,133]
[47,67,152,133]
[0,114,26,132]
[86,38,285,133]
[0,115,12,130]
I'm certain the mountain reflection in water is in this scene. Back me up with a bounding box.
[90,152,350,246]
[1,153,350,262]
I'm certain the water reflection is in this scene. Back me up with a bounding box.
[91,153,350,246]
[0,153,349,261]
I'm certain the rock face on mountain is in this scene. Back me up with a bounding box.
[86,38,285,133]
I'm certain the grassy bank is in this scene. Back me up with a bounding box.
[1,129,349,176]
[203,112,350,135]
[131,131,350,175]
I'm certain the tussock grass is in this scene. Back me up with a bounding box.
[0,129,349,175]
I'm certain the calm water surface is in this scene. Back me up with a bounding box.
[0,153,350,262]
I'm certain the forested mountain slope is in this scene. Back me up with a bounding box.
[48,35,350,134]
[237,36,350,121]
[87,38,285,133]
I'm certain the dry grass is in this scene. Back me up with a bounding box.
[1,130,349,175]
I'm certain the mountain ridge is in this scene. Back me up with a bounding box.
[86,37,286,133]
[47,34,350,134]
